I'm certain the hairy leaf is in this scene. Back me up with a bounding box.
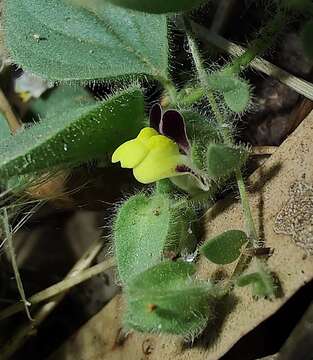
[207,72,251,113]
[125,261,214,336]
[114,193,171,284]
[0,87,145,179]
[4,0,168,82]
[201,230,248,265]
[206,143,248,178]
[29,86,94,120]
[237,261,276,298]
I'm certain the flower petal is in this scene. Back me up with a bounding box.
[149,103,162,131]
[133,135,184,183]
[112,139,148,168]
[160,110,190,154]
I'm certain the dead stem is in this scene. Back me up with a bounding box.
[1,237,106,359]
[192,22,313,101]
[1,208,33,321]
[251,146,277,156]
[0,88,22,133]
[0,257,115,320]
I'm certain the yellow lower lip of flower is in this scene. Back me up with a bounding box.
[133,153,184,184]
[112,127,159,169]
[112,139,148,168]
[112,127,187,184]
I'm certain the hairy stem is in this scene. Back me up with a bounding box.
[184,18,232,143]
[235,169,258,246]
[184,17,264,283]
[157,76,178,105]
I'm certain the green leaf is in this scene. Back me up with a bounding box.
[4,0,168,82]
[127,260,196,294]
[201,230,248,265]
[0,87,145,180]
[29,86,94,120]
[206,143,248,178]
[125,261,214,336]
[183,110,223,169]
[114,191,199,284]
[207,72,251,113]
[237,262,276,298]
[223,80,250,113]
[114,193,171,284]
[301,21,313,60]
[105,0,207,14]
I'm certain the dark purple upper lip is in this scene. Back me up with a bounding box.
[149,104,190,155]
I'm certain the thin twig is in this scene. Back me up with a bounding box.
[0,88,22,133]
[192,22,313,101]
[0,257,115,320]
[1,208,33,321]
[251,146,277,156]
[1,237,106,359]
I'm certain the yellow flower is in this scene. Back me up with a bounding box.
[112,127,186,184]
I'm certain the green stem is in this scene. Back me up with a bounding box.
[184,17,260,262]
[235,169,258,246]
[177,87,205,107]
[184,18,233,143]
[225,8,287,75]
[177,9,287,108]
[157,76,178,105]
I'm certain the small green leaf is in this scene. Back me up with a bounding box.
[114,193,171,284]
[207,72,251,113]
[125,261,214,336]
[106,0,207,14]
[0,87,145,179]
[206,143,248,178]
[4,0,168,82]
[29,86,94,120]
[201,230,248,265]
[223,81,250,113]
[301,21,313,60]
[237,261,276,298]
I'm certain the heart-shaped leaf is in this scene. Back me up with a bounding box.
[201,230,248,265]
